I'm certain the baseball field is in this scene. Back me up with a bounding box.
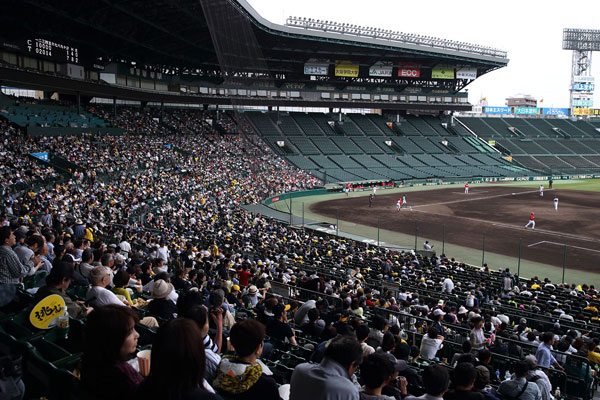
[269,179,600,286]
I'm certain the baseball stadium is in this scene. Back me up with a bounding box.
[1,0,600,399]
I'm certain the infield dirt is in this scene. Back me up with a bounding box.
[311,186,600,272]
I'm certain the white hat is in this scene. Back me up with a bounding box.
[458,306,468,314]
[152,279,174,299]
[433,309,446,317]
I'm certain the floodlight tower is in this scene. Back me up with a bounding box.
[562,29,600,110]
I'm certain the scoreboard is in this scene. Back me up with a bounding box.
[25,38,79,64]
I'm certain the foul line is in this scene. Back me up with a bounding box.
[411,188,553,209]
[408,208,600,244]
[528,241,600,254]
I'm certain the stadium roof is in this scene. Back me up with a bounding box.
[1,0,508,80]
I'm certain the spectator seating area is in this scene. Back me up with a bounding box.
[247,111,531,183]
[458,117,600,174]
[2,104,600,400]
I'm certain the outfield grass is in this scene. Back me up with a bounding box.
[269,179,600,286]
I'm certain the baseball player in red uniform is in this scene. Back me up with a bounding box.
[525,212,535,229]
[464,183,469,194]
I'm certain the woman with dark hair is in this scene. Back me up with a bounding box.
[81,305,142,399]
[135,318,222,400]
[112,269,134,305]
[34,261,91,319]
[213,319,281,400]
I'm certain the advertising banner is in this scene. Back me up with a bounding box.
[484,106,512,114]
[573,96,593,107]
[304,59,329,76]
[514,107,539,115]
[573,108,591,116]
[431,65,455,79]
[398,62,421,78]
[335,61,359,77]
[488,140,496,145]
[542,108,569,116]
[369,62,393,77]
[573,82,595,92]
[456,67,477,80]
[31,152,49,161]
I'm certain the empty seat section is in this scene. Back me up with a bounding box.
[582,155,600,166]
[548,119,589,138]
[330,137,362,154]
[247,113,281,136]
[309,156,339,169]
[351,155,384,168]
[561,140,597,154]
[579,140,600,153]
[422,116,448,135]
[292,114,324,136]
[349,114,384,136]
[286,155,320,170]
[433,154,466,166]
[496,140,526,154]
[396,120,421,136]
[338,120,364,136]
[310,137,342,154]
[512,156,549,171]
[559,156,600,169]
[458,117,500,138]
[272,114,303,136]
[484,118,514,137]
[412,154,447,167]
[570,120,600,137]
[310,114,337,135]
[535,139,574,154]
[506,118,547,137]
[391,137,423,153]
[324,169,364,182]
[329,155,363,169]
[393,167,429,179]
[410,137,446,153]
[367,115,394,135]
[372,155,405,168]
[405,116,439,136]
[512,140,550,154]
[447,137,478,153]
[397,155,426,167]
[288,137,320,155]
[534,156,577,171]
[351,137,385,154]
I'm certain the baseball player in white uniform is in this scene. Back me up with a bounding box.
[539,185,544,197]
[554,197,558,211]
[402,195,407,208]
[372,186,377,196]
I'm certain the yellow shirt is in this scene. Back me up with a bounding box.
[112,287,133,306]
[588,350,600,365]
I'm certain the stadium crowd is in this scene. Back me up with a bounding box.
[1,104,600,400]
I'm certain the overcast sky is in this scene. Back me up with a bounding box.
[247,0,600,108]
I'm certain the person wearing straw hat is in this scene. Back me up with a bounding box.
[148,279,177,320]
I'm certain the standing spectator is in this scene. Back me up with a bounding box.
[497,360,542,400]
[290,335,362,400]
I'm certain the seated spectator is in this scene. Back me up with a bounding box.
[213,319,281,400]
[393,342,423,396]
[300,308,325,338]
[266,303,297,345]
[357,324,375,358]
[81,306,142,399]
[359,353,408,400]
[405,364,450,400]
[535,332,564,371]
[451,340,477,366]
[86,266,128,307]
[172,268,192,291]
[472,365,500,400]
[180,305,222,384]
[291,335,362,400]
[420,327,444,360]
[497,360,542,400]
[470,317,489,352]
[112,269,134,306]
[476,349,497,384]
[444,362,484,400]
[524,355,552,400]
[135,318,221,400]
[34,261,91,319]
[148,279,178,320]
